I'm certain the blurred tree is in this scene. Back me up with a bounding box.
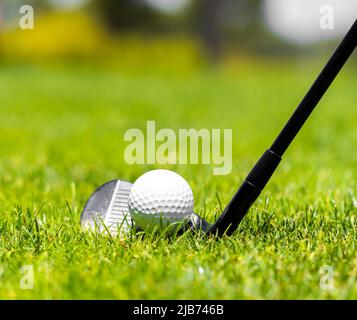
[90,0,279,60]
[92,0,160,32]
[90,0,267,57]
[190,0,263,60]
[194,0,222,61]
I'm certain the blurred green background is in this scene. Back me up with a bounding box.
[0,0,356,299]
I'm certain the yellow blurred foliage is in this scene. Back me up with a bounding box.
[110,36,203,72]
[0,11,203,72]
[0,12,110,60]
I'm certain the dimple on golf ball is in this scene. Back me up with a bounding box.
[128,169,194,230]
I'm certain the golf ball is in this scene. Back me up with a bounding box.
[128,169,194,230]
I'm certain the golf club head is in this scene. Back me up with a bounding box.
[80,179,211,236]
[80,179,133,236]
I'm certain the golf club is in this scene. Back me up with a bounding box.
[81,18,356,238]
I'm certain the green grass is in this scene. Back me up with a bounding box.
[0,59,356,299]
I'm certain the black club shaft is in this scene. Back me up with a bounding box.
[209,19,357,237]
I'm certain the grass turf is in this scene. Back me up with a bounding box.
[0,60,356,299]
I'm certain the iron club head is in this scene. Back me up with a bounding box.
[80,180,133,236]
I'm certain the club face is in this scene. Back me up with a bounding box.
[80,180,133,236]
[80,179,211,236]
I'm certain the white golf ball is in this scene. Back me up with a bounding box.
[128,169,194,231]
